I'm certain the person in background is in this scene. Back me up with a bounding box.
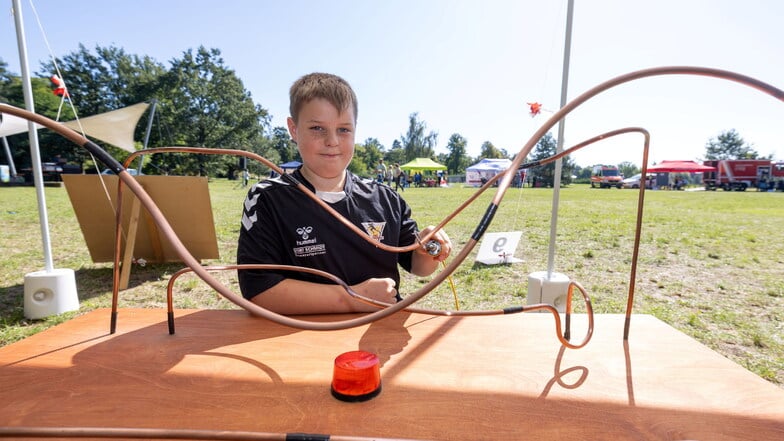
[376,159,387,183]
[237,72,451,315]
[392,163,404,192]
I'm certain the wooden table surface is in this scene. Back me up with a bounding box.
[0,308,782,440]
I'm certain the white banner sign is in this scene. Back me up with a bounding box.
[475,231,523,265]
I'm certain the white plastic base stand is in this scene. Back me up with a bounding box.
[24,268,80,319]
[526,271,570,313]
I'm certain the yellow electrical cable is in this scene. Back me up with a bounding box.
[443,261,459,310]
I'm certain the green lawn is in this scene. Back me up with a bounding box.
[1,180,782,386]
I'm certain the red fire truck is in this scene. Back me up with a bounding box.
[703,159,784,191]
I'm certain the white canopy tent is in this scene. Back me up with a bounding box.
[0,112,31,137]
[465,158,513,187]
[0,102,150,153]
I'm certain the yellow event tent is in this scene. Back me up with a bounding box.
[399,157,446,172]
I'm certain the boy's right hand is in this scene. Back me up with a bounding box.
[351,277,398,305]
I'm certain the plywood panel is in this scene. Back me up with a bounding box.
[62,175,219,263]
[0,310,782,440]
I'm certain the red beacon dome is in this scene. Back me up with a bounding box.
[330,350,381,402]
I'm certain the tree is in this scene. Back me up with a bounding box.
[357,137,385,172]
[244,135,280,179]
[269,126,298,164]
[41,44,167,115]
[348,144,369,177]
[385,139,406,166]
[479,141,505,159]
[399,113,437,161]
[155,46,270,176]
[0,58,14,103]
[525,133,575,186]
[617,161,639,179]
[35,45,169,169]
[704,129,759,160]
[573,165,591,180]
[4,46,272,177]
[443,133,470,175]
[40,45,271,176]
[1,72,78,169]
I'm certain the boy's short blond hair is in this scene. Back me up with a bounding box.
[289,73,358,123]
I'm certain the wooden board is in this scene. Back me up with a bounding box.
[61,175,219,263]
[0,309,782,440]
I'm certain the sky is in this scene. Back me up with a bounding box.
[2,0,783,168]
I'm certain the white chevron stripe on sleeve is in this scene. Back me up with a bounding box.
[241,211,258,231]
[244,193,260,212]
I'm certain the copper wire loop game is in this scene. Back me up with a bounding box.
[1,1,783,439]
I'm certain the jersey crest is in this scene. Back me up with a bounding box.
[361,222,386,241]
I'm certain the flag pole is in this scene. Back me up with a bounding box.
[547,0,574,276]
[12,0,79,319]
[526,0,574,314]
[13,0,53,272]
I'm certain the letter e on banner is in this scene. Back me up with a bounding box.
[475,232,523,265]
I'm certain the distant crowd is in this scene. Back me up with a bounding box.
[374,159,448,190]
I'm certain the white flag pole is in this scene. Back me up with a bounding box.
[547,0,574,277]
[527,0,574,313]
[12,0,79,319]
[13,0,53,272]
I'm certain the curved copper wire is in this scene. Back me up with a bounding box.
[144,127,650,348]
[157,128,641,344]
[164,264,593,349]
[121,147,441,255]
[0,103,471,332]
[0,426,419,440]
[3,66,782,339]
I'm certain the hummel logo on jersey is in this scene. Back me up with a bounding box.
[293,226,325,257]
[296,226,313,240]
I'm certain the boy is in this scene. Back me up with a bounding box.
[237,73,451,315]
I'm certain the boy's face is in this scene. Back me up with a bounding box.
[287,98,355,182]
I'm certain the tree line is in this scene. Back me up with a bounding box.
[0,45,574,185]
[0,45,761,185]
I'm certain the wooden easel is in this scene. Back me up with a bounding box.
[62,175,220,289]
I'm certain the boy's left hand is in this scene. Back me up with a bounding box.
[418,226,452,262]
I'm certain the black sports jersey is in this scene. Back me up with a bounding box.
[237,168,419,299]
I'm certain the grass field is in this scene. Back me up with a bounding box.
[1,179,782,387]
